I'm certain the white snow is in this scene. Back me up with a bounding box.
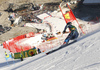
[25,23,51,33]
[16,34,43,47]
[37,13,50,20]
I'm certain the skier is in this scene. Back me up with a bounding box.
[63,22,79,44]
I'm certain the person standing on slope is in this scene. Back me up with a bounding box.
[63,22,79,44]
[20,52,23,61]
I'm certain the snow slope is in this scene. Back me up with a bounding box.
[0,28,100,70]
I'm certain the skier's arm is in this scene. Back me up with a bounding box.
[63,25,68,33]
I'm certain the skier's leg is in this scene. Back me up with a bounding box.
[75,31,79,38]
[63,38,69,44]
[73,31,79,40]
[63,32,73,44]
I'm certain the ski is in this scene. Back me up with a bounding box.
[46,40,77,55]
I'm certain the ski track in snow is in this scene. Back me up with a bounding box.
[72,31,100,70]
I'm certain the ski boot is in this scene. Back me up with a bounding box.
[63,39,69,45]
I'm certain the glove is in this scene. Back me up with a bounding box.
[63,31,69,34]
[63,31,66,34]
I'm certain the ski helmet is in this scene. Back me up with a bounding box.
[67,22,72,25]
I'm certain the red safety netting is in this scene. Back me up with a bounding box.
[3,32,34,53]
